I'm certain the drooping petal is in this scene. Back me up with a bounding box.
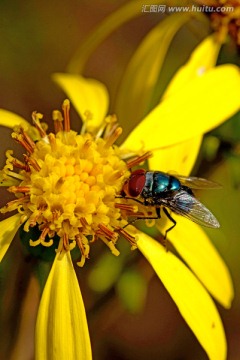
[35,251,92,360]
[116,13,191,124]
[53,73,109,129]
[0,109,29,129]
[149,135,203,175]
[122,65,240,152]
[137,232,227,360]
[0,214,22,262]
[159,216,234,308]
[67,0,167,74]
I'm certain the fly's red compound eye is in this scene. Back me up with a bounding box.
[128,169,146,197]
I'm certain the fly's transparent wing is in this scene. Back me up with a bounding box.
[174,175,222,190]
[164,190,220,228]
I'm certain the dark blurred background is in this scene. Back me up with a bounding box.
[0,1,240,359]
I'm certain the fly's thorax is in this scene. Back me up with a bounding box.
[142,171,181,199]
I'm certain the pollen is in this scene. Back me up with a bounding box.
[0,100,142,266]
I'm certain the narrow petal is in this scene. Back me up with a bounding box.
[149,135,203,176]
[163,34,221,98]
[0,109,29,129]
[116,13,191,123]
[0,214,22,262]
[35,251,92,360]
[122,65,240,152]
[159,216,234,308]
[137,232,227,360]
[148,35,220,175]
[67,0,167,73]
[53,73,109,129]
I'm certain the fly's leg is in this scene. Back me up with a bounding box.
[115,195,145,206]
[122,206,161,229]
[163,207,176,239]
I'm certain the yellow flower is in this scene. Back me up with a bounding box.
[0,36,239,360]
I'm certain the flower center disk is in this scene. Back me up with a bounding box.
[0,100,136,266]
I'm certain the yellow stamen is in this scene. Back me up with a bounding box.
[52,110,64,133]
[8,186,30,194]
[104,127,123,148]
[62,99,70,132]
[12,158,29,171]
[80,217,89,228]
[41,228,53,247]
[24,155,41,171]
[32,111,46,138]
[4,170,25,181]
[48,133,57,151]
[63,233,70,250]
[20,128,36,151]
[126,151,152,169]
[76,234,90,267]
[115,227,137,247]
[98,114,117,139]
[110,170,126,182]
[100,236,120,256]
[115,203,138,213]
[11,133,34,154]
[80,110,93,135]
[29,238,41,247]
[0,196,30,213]
[97,223,118,243]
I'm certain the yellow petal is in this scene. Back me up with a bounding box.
[0,109,29,129]
[148,36,221,175]
[137,232,227,360]
[163,34,221,99]
[35,251,92,360]
[53,73,109,129]
[0,214,21,262]
[149,135,203,176]
[122,65,240,152]
[116,13,191,124]
[148,35,221,175]
[159,216,234,308]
